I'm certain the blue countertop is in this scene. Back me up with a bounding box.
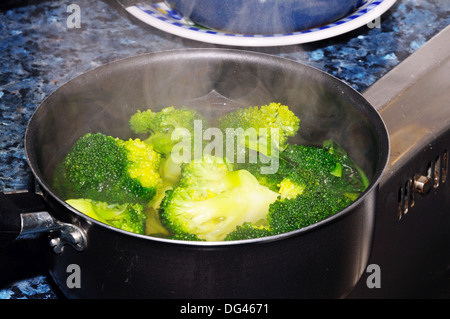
[0,0,449,299]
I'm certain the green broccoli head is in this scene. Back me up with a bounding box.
[233,140,369,236]
[241,141,359,192]
[267,189,353,235]
[129,106,207,156]
[66,198,147,235]
[235,146,318,194]
[177,154,234,190]
[169,232,205,241]
[217,102,300,158]
[280,141,369,200]
[159,155,279,241]
[264,141,369,235]
[53,133,162,205]
[277,178,305,199]
[224,222,273,241]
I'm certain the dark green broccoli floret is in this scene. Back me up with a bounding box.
[243,140,367,195]
[268,141,368,234]
[66,198,147,235]
[53,133,162,205]
[159,155,279,241]
[267,189,353,235]
[237,144,329,194]
[224,222,273,241]
[236,140,369,236]
[169,232,205,241]
[129,106,208,156]
[217,102,300,159]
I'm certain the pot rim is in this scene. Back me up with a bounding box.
[24,48,390,247]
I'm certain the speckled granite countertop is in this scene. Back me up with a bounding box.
[0,0,449,299]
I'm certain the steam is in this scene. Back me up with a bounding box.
[164,0,357,35]
[170,121,280,174]
[32,49,380,191]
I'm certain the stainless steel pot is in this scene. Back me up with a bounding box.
[0,49,389,298]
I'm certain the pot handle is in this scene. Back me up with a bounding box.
[0,191,87,253]
[0,191,46,246]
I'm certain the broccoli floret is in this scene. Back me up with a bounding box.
[176,154,234,190]
[267,190,353,235]
[169,232,205,241]
[217,102,300,158]
[277,178,305,199]
[281,140,368,200]
[234,140,369,236]
[224,222,273,241]
[281,143,340,176]
[236,147,316,193]
[265,141,369,235]
[129,106,207,156]
[53,133,162,205]
[66,198,147,234]
[159,155,279,241]
[243,142,357,193]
